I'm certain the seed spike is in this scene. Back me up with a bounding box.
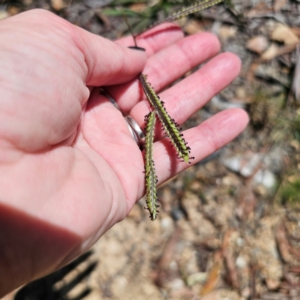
[144,110,159,221]
[135,0,224,38]
[139,74,192,163]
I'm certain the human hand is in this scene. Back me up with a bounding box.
[0,9,248,296]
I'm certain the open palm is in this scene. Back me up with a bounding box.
[0,9,248,296]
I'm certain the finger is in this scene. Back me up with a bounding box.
[73,26,147,86]
[140,32,220,92]
[107,32,220,114]
[130,52,241,130]
[153,108,249,183]
[116,23,184,56]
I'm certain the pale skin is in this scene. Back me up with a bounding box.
[0,9,248,296]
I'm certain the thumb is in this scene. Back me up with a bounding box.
[73,26,147,86]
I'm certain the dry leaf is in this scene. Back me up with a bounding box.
[51,0,67,11]
[184,20,204,35]
[289,266,300,274]
[273,0,287,12]
[218,25,237,40]
[247,36,269,54]
[271,23,299,45]
[199,252,222,296]
[261,43,279,60]
[152,227,182,287]
[222,230,239,289]
[129,3,147,12]
[275,221,294,264]
[236,183,257,220]
[7,6,20,16]
[266,278,281,290]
